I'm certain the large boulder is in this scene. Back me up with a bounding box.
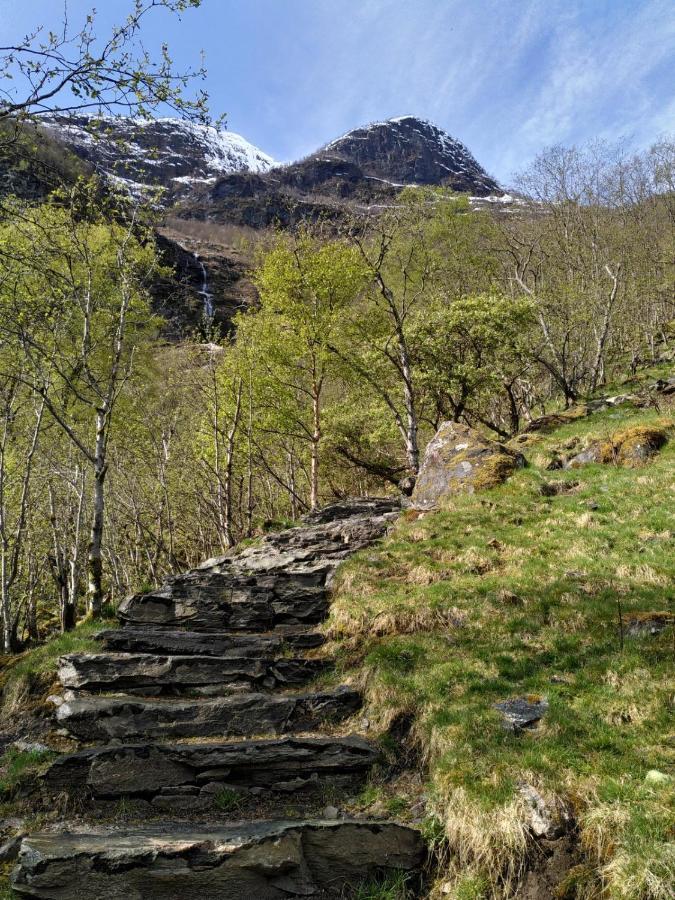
[412,422,524,509]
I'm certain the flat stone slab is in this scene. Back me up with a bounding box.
[59,652,326,696]
[12,819,424,899]
[41,735,378,803]
[118,571,329,632]
[56,686,362,742]
[495,697,548,731]
[96,627,325,657]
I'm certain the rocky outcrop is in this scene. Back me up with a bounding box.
[321,116,499,193]
[179,116,503,228]
[12,821,425,899]
[40,114,275,199]
[565,424,668,469]
[412,422,524,509]
[14,498,423,897]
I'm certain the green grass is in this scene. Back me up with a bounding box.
[351,870,416,899]
[329,402,674,899]
[0,617,117,720]
[0,747,56,798]
[213,786,244,813]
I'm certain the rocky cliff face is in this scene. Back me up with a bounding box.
[320,116,500,193]
[179,116,502,228]
[40,114,275,197]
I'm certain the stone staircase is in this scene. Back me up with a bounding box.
[12,498,426,899]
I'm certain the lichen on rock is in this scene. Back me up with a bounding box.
[412,422,525,510]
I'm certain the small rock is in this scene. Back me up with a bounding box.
[564,570,587,581]
[644,770,672,786]
[0,833,25,863]
[11,740,49,754]
[46,695,63,707]
[495,696,548,732]
[625,612,674,638]
[323,805,339,820]
[519,784,561,838]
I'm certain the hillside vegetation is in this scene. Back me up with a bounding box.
[328,393,674,899]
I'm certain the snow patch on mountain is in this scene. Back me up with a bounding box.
[41,114,275,196]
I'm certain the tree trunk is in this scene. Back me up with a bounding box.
[87,411,107,618]
[1,546,11,653]
[399,341,419,473]
[310,387,321,510]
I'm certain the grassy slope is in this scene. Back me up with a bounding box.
[329,401,674,899]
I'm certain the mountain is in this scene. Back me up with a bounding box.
[319,116,499,193]
[28,114,504,330]
[39,114,275,197]
[179,116,502,228]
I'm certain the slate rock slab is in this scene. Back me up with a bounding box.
[96,627,325,657]
[41,735,378,802]
[56,686,362,742]
[117,571,328,631]
[11,820,425,899]
[58,652,326,695]
[495,697,548,732]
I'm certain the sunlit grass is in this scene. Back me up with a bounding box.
[329,402,674,898]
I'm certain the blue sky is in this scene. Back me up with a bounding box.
[1,0,673,184]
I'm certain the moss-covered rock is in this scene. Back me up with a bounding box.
[567,424,669,468]
[412,422,525,509]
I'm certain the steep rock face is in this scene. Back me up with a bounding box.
[180,116,502,227]
[321,116,500,193]
[40,115,275,197]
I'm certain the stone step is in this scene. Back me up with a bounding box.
[11,820,424,899]
[96,626,325,657]
[40,735,379,810]
[59,652,327,696]
[117,571,328,632]
[56,686,362,742]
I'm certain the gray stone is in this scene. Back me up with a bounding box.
[58,652,326,695]
[412,422,524,510]
[96,627,325,657]
[495,697,548,732]
[11,820,425,899]
[56,686,362,742]
[40,735,378,802]
[625,612,674,638]
[117,571,329,632]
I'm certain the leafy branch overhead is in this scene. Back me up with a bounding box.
[0,0,214,124]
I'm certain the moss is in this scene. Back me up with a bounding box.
[470,452,521,491]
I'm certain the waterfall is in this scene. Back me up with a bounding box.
[194,253,215,318]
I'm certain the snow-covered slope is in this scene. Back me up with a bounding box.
[40,114,275,195]
[317,115,500,194]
